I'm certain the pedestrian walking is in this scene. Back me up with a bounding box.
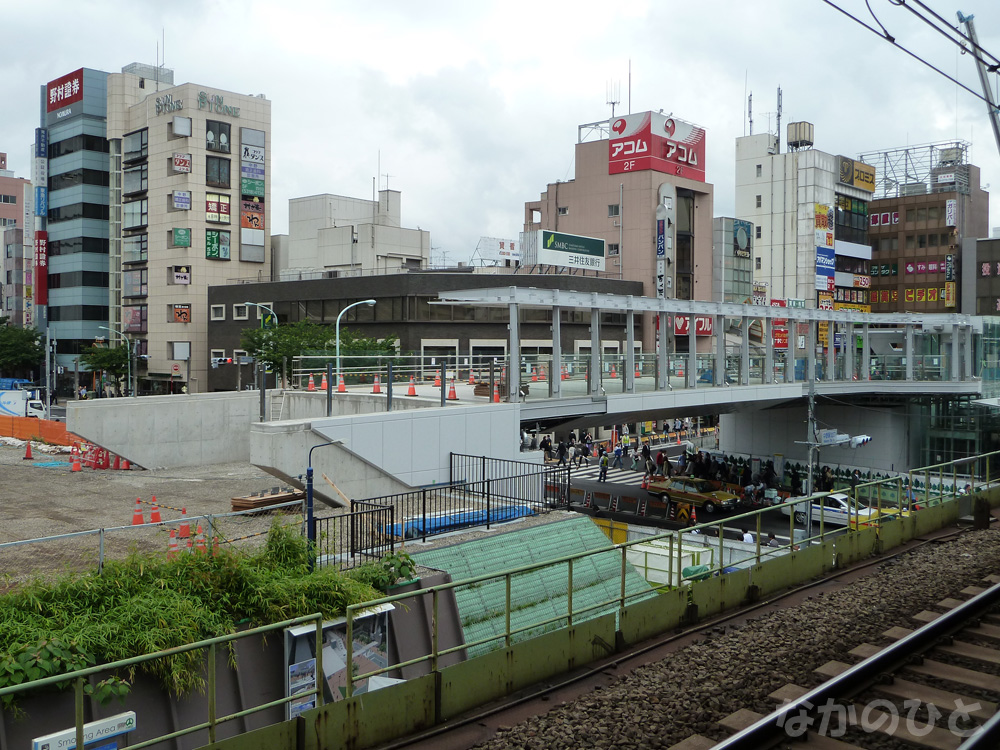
[611,442,624,470]
[556,440,568,466]
[598,452,610,482]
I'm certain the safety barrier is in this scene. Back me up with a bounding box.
[0,416,83,446]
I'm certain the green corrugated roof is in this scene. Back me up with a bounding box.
[411,516,655,657]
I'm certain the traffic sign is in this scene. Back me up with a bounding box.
[171,363,181,374]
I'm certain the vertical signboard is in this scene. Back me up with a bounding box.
[814,203,835,292]
[34,231,48,306]
[770,298,788,350]
[945,198,958,227]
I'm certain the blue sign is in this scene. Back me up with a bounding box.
[241,162,265,179]
[35,186,47,217]
[656,219,665,257]
[34,128,48,158]
[816,246,835,274]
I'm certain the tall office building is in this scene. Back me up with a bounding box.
[0,153,33,326]
[106,65,271,392]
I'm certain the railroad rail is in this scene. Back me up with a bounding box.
[699,575,1000,749]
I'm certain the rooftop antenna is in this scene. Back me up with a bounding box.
[748,92,753,136]
[776,86,782,153]
[606,80,620,118]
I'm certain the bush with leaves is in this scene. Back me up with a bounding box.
[0,522,386,703]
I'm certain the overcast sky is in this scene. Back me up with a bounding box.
[4,1,1000,263]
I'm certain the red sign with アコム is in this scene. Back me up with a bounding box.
[608,111,706,181]
[47,69,84,112]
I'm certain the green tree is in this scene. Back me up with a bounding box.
[0,319,44,379]
[240,321,398,382]
[79,344,130,385]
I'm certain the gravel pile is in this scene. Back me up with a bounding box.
[475,528,1000,750]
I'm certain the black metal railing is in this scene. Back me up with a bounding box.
[314,502,395,569]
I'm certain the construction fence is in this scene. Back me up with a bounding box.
[0,416,82,446]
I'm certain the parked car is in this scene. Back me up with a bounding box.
[646,476,739,514]
[780,492,876,527]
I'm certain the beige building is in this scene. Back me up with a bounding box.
[281,190,430,279]
[106,66,270,392]
[523,113,715,350]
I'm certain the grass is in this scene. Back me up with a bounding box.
[0,522,395,702]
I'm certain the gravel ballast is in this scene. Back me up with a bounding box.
[474,528,1000,750]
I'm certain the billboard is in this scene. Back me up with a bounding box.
[946,198,957,227]
[536,230,605,271]
[46,69,84,113]
[815,246,835,291]
[34,232,48,306]
[814,203,834,248]
[837,157,876,192]
[733,219,752,259]
[476,237,521,263]
[173,153,192,173]
[673,316,713,336]
[608,111,706,181]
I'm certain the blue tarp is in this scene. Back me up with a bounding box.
[387,504,535,539]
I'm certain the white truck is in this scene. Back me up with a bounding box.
[0,390,45,418]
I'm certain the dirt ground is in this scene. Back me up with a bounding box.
[0,438,302,580]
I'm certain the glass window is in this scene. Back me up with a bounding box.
[906,235,916,250]
[755,195,762,208]
[206,156,230,188]
[607,243,620,256]
[123,268,147,298]
[233,304,249,320]
[676,192,693,233]
[123,234,148,264]
[206,121,231,153]
[755,257,762,270]
[123,164,147,195]
[123,304,147,333]
[123,199,148,229]
[557,206,568,216]
[608,204,620,217]
[918,234,927,248]
[756,164,762,177]
[755,226,761,239]
[928,206,941,222]
[928,233,939,247]
[916,207,927,222]
[123,129,148,162]
[906,209,915,222]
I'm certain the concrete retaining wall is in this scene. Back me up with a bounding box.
[66,392,260,469]
[281,391,436,421]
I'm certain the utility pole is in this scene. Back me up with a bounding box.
[805,377,817,530]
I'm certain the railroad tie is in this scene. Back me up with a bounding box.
[664,736,716,750]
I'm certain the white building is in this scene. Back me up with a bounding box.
[735,123,874,310]
[281,191,430,279]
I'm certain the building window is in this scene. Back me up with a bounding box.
[755,164,762,177]
[755,257,762,271]
[0,194,17,204]
[123,129,148,162]
[755,226,762,239]
[210,305,226,321]
[123,234,148,264]
[123,199,148,230]
[206,156,230,188]
[210,349,225,360]
[755,195,762,208]
[906,235,916,250]
[928,206,941,222]
[906,208,915,222]
[206,193,230,223]
[123,304,147,333]
[557,206,568,216]
[233,349,247,363]
[123,268,147,298]
[608,204,620,218]
[233,304,249,320]
[206,120,231,153]
[123,164,148,195]
[254,302,273,320]
[607,243,620,256]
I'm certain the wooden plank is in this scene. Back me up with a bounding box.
[935,597,967,610]
[768,683,809,703]
[913,610,941,623]
[883,626,914,640]
[982,574,1000,584]
[814,660,851,678]
[960,586,986,596]
[717,709,763,732]
[936,640,1000,666]
[849,643,881,659]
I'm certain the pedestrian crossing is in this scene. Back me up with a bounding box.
[571,464,650,487]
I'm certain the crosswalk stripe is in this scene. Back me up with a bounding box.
[572,466,648,486]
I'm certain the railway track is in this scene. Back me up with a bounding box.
[686,575,1000,749]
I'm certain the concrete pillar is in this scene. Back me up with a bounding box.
[950,328,960,382]
[551,305,562,398]
[715,314,726,387]
[905,324,914,381]
[764,317,774,384]
[625,308,635,394]
[509,302,520,402]
[590,307,602,395]
[845,323,855,381]
[740,315,749,385]
[688,315,697,389]
[964,325,973,381]
[657,312,669,391]
[862,323,871,381]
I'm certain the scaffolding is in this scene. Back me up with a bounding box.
[857,140,972,199]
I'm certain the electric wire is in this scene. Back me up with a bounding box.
[906,0,1000,69]
[819,0,994,108]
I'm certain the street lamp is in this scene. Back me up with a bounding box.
[242,301,278,326]
[336,299,376,390]
[98,326,131,397]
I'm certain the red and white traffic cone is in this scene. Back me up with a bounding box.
[149,496,161,523]
[434,370,441,387]
[371,374,382,394]
[167,529,179,560]
[492,381,500,403]
[337,374,347,393]
[320,372,328,390]
[22,442,33,461]
[447,379,458,401]
[131,498,145,526]
[307,373,316,391]
[406,376,417,396]
[179,508,190,540]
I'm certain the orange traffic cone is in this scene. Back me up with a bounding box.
[179,508,190,539]
[98,449,110,470]
[434,370,441,387]
[112,454,121,470]
[610,363,618,379]
[167,529,179,560]
[562,365,569,380]
[492,381,500,403]
[212,536,220,556]
[690,507,697,526]
[635,365,642,379]
[121,458,130,470]
[22,442,33,460]
[371,374,382,394]
[150,496,161,523]
[406,376,417,396]
[71,443,79,458]
[71,454,82,472]
[337,374,346,393]
[468,370,475,385]
[531,366,538,382]
[447,379,458,401]
[195,525,208,554]
[131,498,145,526]
[320,372,328,390]
[676,431,681,445]
[186,538,194,554]
[540,366,547,381]
[307,373,316,391]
